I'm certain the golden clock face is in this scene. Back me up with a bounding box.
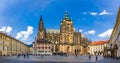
[67,35,69,41]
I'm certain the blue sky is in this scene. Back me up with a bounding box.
[0,0,120,44]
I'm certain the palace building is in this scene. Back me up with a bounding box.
[34,11,89,55]
[0,32,29,56]
[89,40,108,55]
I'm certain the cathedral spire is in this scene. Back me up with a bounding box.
[37,16,45,39]
[39,16,44,32]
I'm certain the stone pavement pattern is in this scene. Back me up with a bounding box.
[0,55,120,63]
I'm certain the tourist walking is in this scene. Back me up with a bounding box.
[89,55,91,59]
[17,54,20,58]
[96,55,98,61]
[24,54,26,58]
[27,53,29,58]
[75,54,78,58]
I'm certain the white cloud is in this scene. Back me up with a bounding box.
[84,30,96,35]
[6,26,12,33]
[98,29,113,38]
[83,10,112,16]
[16,33,22,39]
[0,26,6,32]
[99,10,112,15]
[79,29,95,35]
[90,12,98,16]
[79,29,83,32]
[0,26,12,33]
[16,26,34,40]
[88,30,95,34]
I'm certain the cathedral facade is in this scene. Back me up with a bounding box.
[36,11,85,55]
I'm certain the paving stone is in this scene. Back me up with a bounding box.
[0,55,120,63]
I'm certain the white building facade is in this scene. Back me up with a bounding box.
[89,41,108,55]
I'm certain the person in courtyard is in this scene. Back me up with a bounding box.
[75,54,78,58]
[24,54,26,58]
[96,55,98,61]
[27,53,29,58]
[17,54,20,58]
[89,54,91,59]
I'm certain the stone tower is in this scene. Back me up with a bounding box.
[37,16,45,39]
[60,11,74,43]
[59,11,75,53]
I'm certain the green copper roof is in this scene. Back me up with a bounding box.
[63,11,71,21]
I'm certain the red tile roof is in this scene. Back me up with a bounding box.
[91,40,108,45]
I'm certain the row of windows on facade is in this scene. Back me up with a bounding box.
[0,46,28,50]
[37,47,51,49]
[0,44,28,50]
[37,45,51,46]
[37,43,52,45]
[0,41,8,45]
[0,35,10,40]
[91,47,104,49]
[91,49,104,51]
[37,45,51,47]
[0,34,25,44]
[90,50,104,52]
[91,48,104,50]
[0,36,26,47]
[61,28,73,31]
[38,51,51,53]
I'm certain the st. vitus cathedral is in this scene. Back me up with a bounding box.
[37,11,88,55]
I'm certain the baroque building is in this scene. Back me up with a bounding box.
[35,11,89,55]
[89,40,108,55]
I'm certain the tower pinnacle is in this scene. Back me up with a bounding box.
[63,11,71,21]
[39,16,44,32]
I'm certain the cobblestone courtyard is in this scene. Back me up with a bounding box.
[0,55,120,63]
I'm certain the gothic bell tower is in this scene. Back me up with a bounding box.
[37,16,45,39]
[60,11,74,43]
